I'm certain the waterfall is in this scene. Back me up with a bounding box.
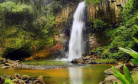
[68,1,86,61]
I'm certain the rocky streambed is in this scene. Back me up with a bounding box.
[0,73,45,84]
[0,58,67,70]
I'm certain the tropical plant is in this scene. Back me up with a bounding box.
[112,65,134,84]
[4,78,14,84]
[112,37,138,84]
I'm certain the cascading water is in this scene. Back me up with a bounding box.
[68,1,86,61]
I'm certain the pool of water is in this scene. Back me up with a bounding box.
[0,64,112,84]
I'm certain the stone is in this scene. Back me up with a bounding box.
[71,59,78,63]
[21,75,30,80]
[34,80,41,84]
[14,73,21,79]
[1,66,9,69]
[101,75,119,84]
[0,77,5,84]
[0,77,4,84]
[77,59,84,64]
[82,56,91,60]
[19,80,25,84]
[37,75,45,84]
[4,63,10,66]
[104,64,124,75]
[10,75,16,80]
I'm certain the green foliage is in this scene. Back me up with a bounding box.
[94,0,138,60]
[0,0,59,56]
[112,65,134,84]
[93,19,107,32]
[0,1,33,13]
[85,0,103,5]
[95,47,103,55]
[4,78,14,84]
[119,46,138,65]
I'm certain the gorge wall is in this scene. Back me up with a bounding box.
[54,0,130,56]
[87,0,129,50]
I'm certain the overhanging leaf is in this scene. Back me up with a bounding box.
[119,47,136,54]
[130,53,138,58]
[124,65,134,84]
[112,66,129,84]
[132,37,138,43]
[131,59,138,65]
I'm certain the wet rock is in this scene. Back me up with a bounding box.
[10,75,16,80]
[21,75,30,80]
[19,80,25,84]
[14,73,21,79]
[77,59,84,64]
[0,77,4,84]
[37,75,45,84]
[34,80,41,84]
[82,56,91,60]
[1,66,9,69]
[104,64,124,75]
[71,59,78,63]
[100,75,119,84]
[4,63,10,66]
[126,61,135,71]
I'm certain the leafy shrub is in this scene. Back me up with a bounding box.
[4,78,13,84]
[95,47,103,55]
[0,1,33,13]
[93,19,107,32]
[112,66,134,84]
[85,0,103,5]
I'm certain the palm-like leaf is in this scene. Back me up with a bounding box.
[112,66,130,84]
[131,59,138,65]
[124,65,134,84]
[119,47,137,54]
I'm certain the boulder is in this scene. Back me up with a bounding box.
[100,75,119,84]
[85,60,96,64]
[19,80,25,84]
[82,56,91,60]
[14,73,21,79]
[37,75,45,84]
[21,75,30,80]
[34,80,41,84]
[1,66,9,69]
[0,77,4,84]
[71,59,78,63]
[104,64,124,75]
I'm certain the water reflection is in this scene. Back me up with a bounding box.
[0,64,112,84]
[69,67,83,84]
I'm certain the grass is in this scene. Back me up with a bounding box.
[95,58,117,64]
[21,60,68,66]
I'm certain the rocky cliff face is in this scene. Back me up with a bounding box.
[54,0,130,56]
[87,0,129,50]
[88,0,129,25]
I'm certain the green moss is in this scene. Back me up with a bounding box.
[21,60,67,66]
[95,58,117,64]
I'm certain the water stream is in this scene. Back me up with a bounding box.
[68,1,86,61]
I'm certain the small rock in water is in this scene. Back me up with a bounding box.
[21,75,30,80]
[37,75,45,84]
